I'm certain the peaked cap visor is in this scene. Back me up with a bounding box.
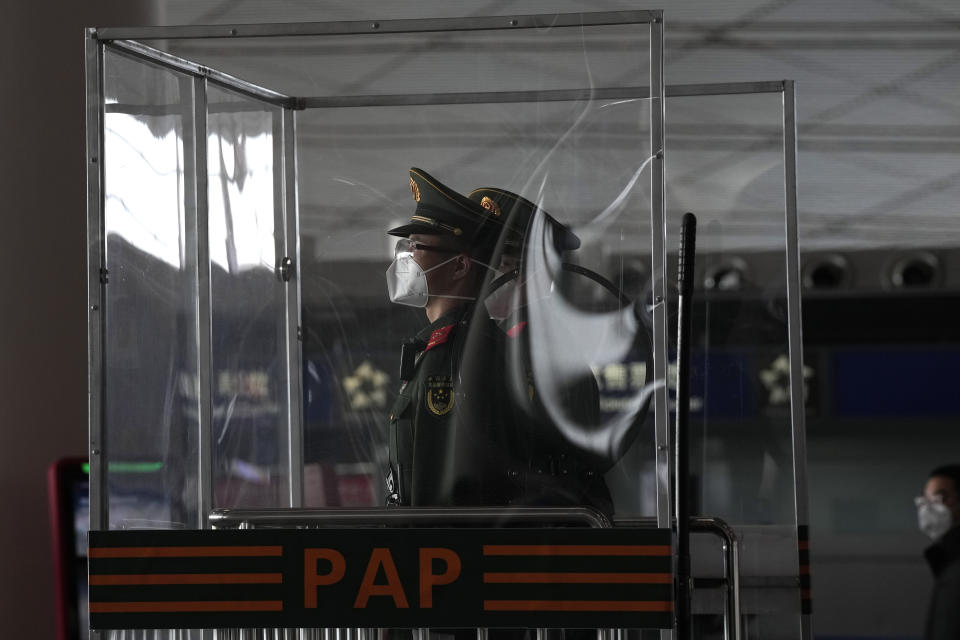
[468,187,581,252]
[388,168,505,246]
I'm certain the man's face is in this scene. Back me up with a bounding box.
[408,233,461,293]
[925,475,960,522]
[408,234,454,269]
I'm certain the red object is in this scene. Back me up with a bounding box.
[506,321,528,338]
[425,324,455,351]
[48,457,88,640]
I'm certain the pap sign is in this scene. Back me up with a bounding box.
[89,528,672,630]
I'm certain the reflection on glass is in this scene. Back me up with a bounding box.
[94,18,810,635]
[297,27,660,517]
[665,92,797,528]
[206,86,289,508]
[207,114,276,272]
[103,48,198,530]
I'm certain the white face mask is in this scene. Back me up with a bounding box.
[917,498,953,540]
[386,253,475,308]
[483,270,519,321]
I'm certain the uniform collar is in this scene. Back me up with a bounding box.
[415,304,472,344]
[925,524,960,577]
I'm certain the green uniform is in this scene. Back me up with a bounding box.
[387,304,517,506]
[386,304,613,515]
[384,169,613,515]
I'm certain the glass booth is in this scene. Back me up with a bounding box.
[85,10,808,640]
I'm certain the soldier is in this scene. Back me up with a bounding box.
[468,187,614,516]
[384,168,514,506]
[384,170,613,517]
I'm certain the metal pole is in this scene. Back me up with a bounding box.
[689,517,741,640]
[674,214,697,640]
[190,76,214,529]
[648,14,669,530]
[96,11,662,41]
[782,80,813,639]
[85,28,108,534]
[106,40,298,110]
[208,505,612,528]
[298,81,787,110]
[650,17,672,640]
[281,107,305,508]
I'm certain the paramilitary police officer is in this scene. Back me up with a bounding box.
[384,168,516,507]
[468,186,614,516]
[383,167,616,518]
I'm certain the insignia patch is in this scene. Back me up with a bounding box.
[425,376,455,416]
[480,196,501,216]
[410,177,421,202]
[425,324,455,351]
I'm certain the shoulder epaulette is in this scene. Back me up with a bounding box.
[425,323,456,351]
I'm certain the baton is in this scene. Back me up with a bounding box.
[675,212,697,640]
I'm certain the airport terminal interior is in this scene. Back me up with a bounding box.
[2,1,959,639]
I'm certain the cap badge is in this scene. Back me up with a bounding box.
[410,177,421,202]
[480,196,501,216]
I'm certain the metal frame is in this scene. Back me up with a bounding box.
[188,76,215,530]
[87,9,666,530]
[95,11,662,41]
[690,518,742,640]
[281,108,305,508]
[109,39,298,109]
[209,505,612,529]
[648,15,670,539]
[85,10,808,637]
[782,80,813,640]
[85,28,107,533]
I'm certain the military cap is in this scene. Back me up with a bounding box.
[467,187,581,252]
[388,168,505,248]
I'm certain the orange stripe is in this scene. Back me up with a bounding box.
[798,541,809,550]
[90,573,282,586]
[483,545,670,556]
[89,546,282,558]
[799,565,810,576]
[484,572,671,584]
[484,600,672,612]
[90,600,282,613]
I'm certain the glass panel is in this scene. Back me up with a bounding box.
[96,16,670,634]
[666,90,801,637]
[206,85,290,508]
[102,48,198,529]
[288,21,659,515]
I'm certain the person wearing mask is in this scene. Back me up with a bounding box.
[383,168,511,507]
[468,186,614,516]
[917,464,960,640]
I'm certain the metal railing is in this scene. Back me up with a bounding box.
[209,506,612,529]
[616,516,742,640]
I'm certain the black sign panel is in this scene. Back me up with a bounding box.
[89,528,672,630]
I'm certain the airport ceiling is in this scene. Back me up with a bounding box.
[147,0,960,254]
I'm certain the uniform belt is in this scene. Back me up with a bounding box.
[517,453,598,480]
